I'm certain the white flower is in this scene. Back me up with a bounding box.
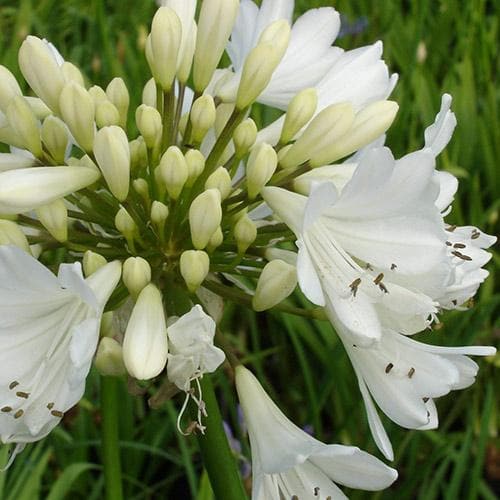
[236,366,398,499]
[0,246,121,458]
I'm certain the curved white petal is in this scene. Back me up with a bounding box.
[424,94,457,156]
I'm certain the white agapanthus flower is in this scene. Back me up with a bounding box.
[236,366,398,499]
[0,245,121,461]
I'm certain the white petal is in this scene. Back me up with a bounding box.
[296,240,325,306]
[424,94,457,156]
[433,171,458,212]
[261,186,306,236]
[303,181,338,231]
[0,153,37,172]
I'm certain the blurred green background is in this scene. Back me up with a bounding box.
[0,0,498,498]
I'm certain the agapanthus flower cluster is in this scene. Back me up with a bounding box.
[0,0,495,497]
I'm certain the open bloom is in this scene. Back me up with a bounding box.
[0,245,121,459]
[236,366,397,499]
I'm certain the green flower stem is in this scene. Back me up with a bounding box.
[100,376,124,500]
[193,376,247,500]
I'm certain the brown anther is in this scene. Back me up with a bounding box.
[471,230,480,239]
[445,241,452,246]
[365,263,373,270]
[385,363,394,374]
[374,273,384,285]
[379,283,388,293]
[446,225,457,232]
[451,299,458,306]
[47,402,55,410]
[9,381,19,390]
[1,406,12,413]
[451,250,472,261]
[14,409,24,419]
[291,496,299,500]
[453,243,466,249]
[391,263,397,270]
[408,367,415,378]
[426,410,430,418]
[423,397,429,403]
[51,410,64,418]
[314,487,320,496]
[349,278,362,297]
[16,391,29,399]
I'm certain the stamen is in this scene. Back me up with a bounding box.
[365,262,373,271]
[385,363,394,373]
[374,273,384,285]
[446,225,457,232]
[291,496,299,500]
[471,229,480,239]
[379,283,388,293]
[349,278,361,297]
[1,406,12,413]
[423,397,429,403]
[314,487,320,496]
[451,250,472,261]
[47,402,55,410]
[16,392,29,399]
[13,409,23,419]
[51,410,64,418]
[453,243,466,249]
[390,263,397,270]
[445,241,452,246]
[407,367,415,378]
[9,381,19,390]
[451,299,457,306]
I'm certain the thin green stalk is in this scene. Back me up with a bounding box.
[100,376,124,500]
[193,376,247,500]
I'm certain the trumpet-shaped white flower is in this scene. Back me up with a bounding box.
[0,246,121,459]
[236,366,398,499]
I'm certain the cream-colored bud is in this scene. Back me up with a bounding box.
[0,219,31,253]
[36,198,68,242]
[207,226,223,252]
[246,143,277,199]
[115,206,137,239]
[136,104,162,149]
[158,146,188,200]
[25,97,52,120]
[99,311,115,337]
[277,144,293,166]
[189,188,222,250]
[178,112,188,137]
[148,7,182,91]
[193,0,239,92]
[106,77,129,128]
[234,214,257,254]
[89,85,108,108]
[59,82,95,152]
[264,247,297,266]
[142,78,157,108]
[6,96,42,157]
[129,137,148,171]
[61,62,84,86]
[184,149,205,187]
[205,166,232,200]
[280,88,318,144]
[123,283,168,380]
[150,200,169,227]
[233,118,257,157]
[214,103,234,137]
[133,178,150,203]
[180,250,210,292]
[83,250,107,277]
[18,36,65,113]
[310,101,399,166]
[280,102,355,170]
[236,21,290,110]
[190,94,216,144]
[41,116,69,164]
[252,259,297,311]
[0,153,36,172]
[123,256,152,298]
[96,100,121,128]
[0,65,22,111]
[94,125,130,201]
[95,337,126,377]
[177,19,197,83]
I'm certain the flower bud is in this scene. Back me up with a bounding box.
[100,311,115,338]
[233,118,257,157]
[106,77,129,128]
[180,250,210,292]
[190,94,216,144]
[0,153,36,172]
[0,65,22,111]
[0,219,31,253]
[150,200,169,227]
[234,214,257,254]
[264,247,297,266]
[252,259,297,311]
[280,88,318,144]
[18,36,65,113]
[177,19,197,83]
[94,125,130,201]
[280,102,355,169]
[189,188,222,250]
[129,137,148,171]
[96,100,121,128]
[246,143,277,199]
[133,178,150,203]
[158,146,188,200]
[205,166,232,200]
[41,116,69,164]
[6,96,42,157]
[26,96,52,120]
[185,148,205,186]
[136,104,162,149]
[114,206,137,239]
[193,0,239,92]
[123,256,152,298]
[123,283,168,380]
[89,85,108,108]
[147,7,182,91]
[83,250,107,277]
[142,78,157,108]
[61,61,84,86]
[95,337,126,377]
[36,198,68,242]
[59,82,95,153]
[207,226,223,252]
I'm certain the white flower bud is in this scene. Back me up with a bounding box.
[189,188,222,250]
[59,82,95,153]
[234,214,257,254]
[18,36,65,113]
[280,88,318,144]
[280,102,355,169]
[25,96,52,120]
[96,100,121,128]
[214,102,235,137]
[94,337,126,377]
[136,104,162,149]
[94,125,130,201]
[150,200,169,226]
[0,153,36,173]
[233,118,257,157]
[106,77,129,128]
[100,311,115,337]
[41,116,69,164]
[83,250,107,277]
[61,61,84,86]
[207,226,223,252]
[193,0,239,92]
[123,256,152,298]
[148,7,182,91]
[129,137,148,171]
[177,19,196,83]
[158,146,188,200]
[0,219,31,253]
[190,94,216,144]
[180,250,210,292]
[205,166,232,200]
[0,166,100,215]
[0,65,22,111]
[132,178,150,203]
[36,198,68,242]
[142,78,157,108]
[6,96,42,157]
[123,283,168,380]
[185,148,205,186]
[114,206,137,239]
[89,85,108,108]
[252,259,297,311]
[246,143,277,199]
[264,247,297,266]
